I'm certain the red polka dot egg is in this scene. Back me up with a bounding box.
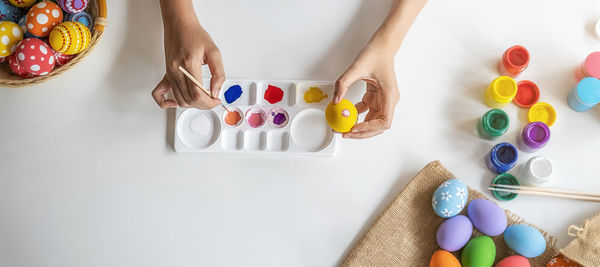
[26,1,63,37]
[8,53,33,78]
[53,49,73,66]
[15,38,55,76]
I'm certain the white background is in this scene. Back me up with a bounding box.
[1,0,600,266]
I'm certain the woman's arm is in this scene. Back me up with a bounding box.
[334,0,427,139]
[152,0,225,109]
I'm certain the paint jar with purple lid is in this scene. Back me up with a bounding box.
[518,122,550,153]
[486,142,518,174]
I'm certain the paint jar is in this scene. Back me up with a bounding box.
[568,77,600,112]
[491,173,520,201]
[519,156,553,185]
[575,52,600,81]
[478,109,509,140]
[518,122,550,152]
[484,76,518,108]
[528,102,556,127]
[498,45,529,77]
[514,80,540,108]
[486,142,518,174]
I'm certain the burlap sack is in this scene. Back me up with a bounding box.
[342,161,559,266]
[560,213,600,267]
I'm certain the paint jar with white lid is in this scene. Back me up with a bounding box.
[519,156,553,185]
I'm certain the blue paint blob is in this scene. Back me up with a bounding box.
[224,85,243,104]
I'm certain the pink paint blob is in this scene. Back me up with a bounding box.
[247,113,265,128]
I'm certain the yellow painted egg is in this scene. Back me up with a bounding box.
[49,21,90,55]
[8,0,36,8]
[325,99,358,133]
[430,250,461,267]
[0,21,22,57]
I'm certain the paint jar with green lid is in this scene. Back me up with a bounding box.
[491,173,520,201]
[478,109,509,140]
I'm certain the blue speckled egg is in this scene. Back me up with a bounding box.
[0,0,20,22]
[503,224,546,258]
[65,11,92,30]
[432,179,469,218]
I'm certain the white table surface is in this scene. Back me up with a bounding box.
[1,0,600,266]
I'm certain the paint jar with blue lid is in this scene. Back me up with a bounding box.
[568,77,600,112]
[486,142,518,174]
[517,121,550,153]
[478,109,509,140]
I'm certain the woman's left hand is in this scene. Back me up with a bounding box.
[333,43,400,139]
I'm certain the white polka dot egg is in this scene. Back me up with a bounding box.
[15,38,55,76]
[25,1,63,37]
[0,21,22,57]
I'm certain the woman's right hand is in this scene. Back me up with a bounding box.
[152,0,225,109]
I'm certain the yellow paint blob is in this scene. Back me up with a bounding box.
[303,87,328,103]
[325,99,358,133]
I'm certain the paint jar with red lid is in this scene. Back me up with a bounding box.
[514,80,540,108]
[517,121,550,153]
[498,45,529,78]
[575,52,600,81]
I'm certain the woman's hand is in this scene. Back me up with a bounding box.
[152,0,225,109]
[333,43,400,139]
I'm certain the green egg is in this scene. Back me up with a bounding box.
[461,236,496,267]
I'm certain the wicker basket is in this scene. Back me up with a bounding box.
[0,0,107,88]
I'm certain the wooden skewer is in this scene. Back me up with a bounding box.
[491,184,600,198]
[488,187,600,202]
[177,66,229,112]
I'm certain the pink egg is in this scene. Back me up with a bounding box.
[496,255,530,267]
[15,38,55,76]
[8,53,33,78]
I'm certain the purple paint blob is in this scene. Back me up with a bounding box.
[267,108,289,128]
[272,112,286,125]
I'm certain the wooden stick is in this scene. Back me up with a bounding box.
[491,184,600,198]
[177,66,229,112]
[488,187,600,202]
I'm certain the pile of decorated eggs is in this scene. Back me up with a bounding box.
[430,179,547,267]
[0,0,93,78]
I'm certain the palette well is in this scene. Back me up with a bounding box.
[174,79,341,155]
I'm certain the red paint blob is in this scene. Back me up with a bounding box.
[264,85,284,104]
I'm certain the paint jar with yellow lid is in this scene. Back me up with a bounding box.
[484,76,518,108]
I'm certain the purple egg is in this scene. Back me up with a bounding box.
[436,215,473,252]
[467,199,507,236]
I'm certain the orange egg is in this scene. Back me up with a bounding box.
[25,1,63,37]
[546,254,581,267]
[430,250,460,267]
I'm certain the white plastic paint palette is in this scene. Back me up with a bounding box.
[174,80,337,156]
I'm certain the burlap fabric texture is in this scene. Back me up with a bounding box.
[342,161,560,266]
[560,212,600,267]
